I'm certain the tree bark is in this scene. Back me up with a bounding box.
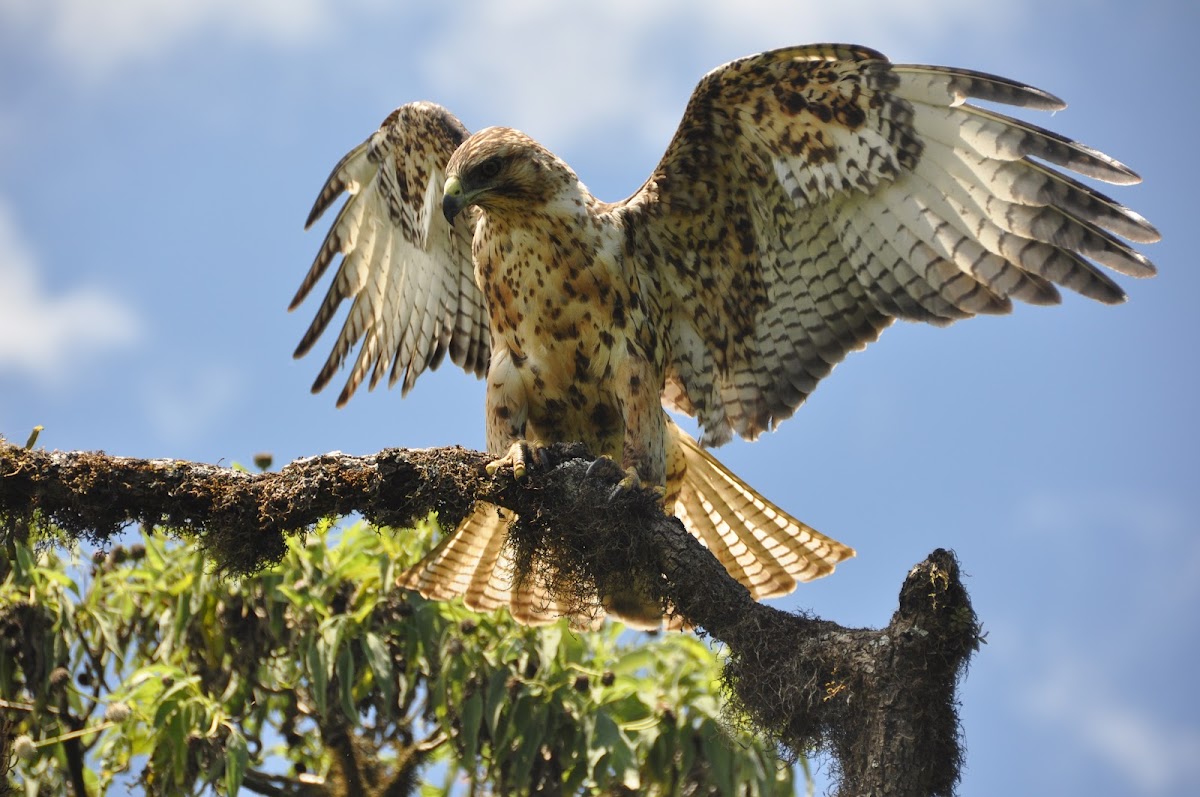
[0,439,980,797]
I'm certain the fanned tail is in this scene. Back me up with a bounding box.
[397,502,595,627]
[671,427,854,600]
[398,433,851,628]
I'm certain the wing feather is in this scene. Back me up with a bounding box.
[292,102,489,405]
[620,44,1156,444]
[889,63,1067,112]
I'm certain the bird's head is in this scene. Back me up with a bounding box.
[442,127,580,223]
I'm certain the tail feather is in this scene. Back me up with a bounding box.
[398,502,589,627]
[397,505,496,600]
[461,506,511,612]
[675,476,797,598]
[672,430,854,597]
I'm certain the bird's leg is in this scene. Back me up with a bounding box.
[484,349,542,479]
[485,440,553,481]
[604,356,669,501]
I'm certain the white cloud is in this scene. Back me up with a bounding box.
[1022,652,1200,796]
[415,0,1024,153]
[0,199,141,384]
[0,0,343,78]
[3,0,1026,145]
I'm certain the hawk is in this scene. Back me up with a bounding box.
[291,44,1157,627]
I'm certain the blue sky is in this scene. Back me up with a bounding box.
[1,1,1196,795]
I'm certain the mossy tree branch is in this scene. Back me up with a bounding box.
[0,439,981,797]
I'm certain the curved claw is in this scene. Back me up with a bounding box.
[596,461,665,503]
[584,455,625,482]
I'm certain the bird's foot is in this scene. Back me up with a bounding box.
[486,440,552,481]
[585,456,665,502]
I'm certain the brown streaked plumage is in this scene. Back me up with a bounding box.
[292,44,1158,628]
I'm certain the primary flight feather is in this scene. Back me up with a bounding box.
[291,44,1157,627]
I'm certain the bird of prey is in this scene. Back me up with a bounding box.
[291,43,1157,627]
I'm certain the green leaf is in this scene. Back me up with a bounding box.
[611,648,656,677]
[13,540,36,575]
[33,569,75,589]
[701,721,736,797]
[460,691,483,767]
[224,728,248,795]
[153,694,182,729]
[592,713,637,790]
[338,643,356,719]
[307,643,327,716]
[362,632,393,703]
[485,668,510,740]
[503,697,548,791]
[535,622,563,670]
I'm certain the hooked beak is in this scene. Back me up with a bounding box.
[442,175,466,223]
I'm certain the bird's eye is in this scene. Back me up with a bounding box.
[478,158,502,180]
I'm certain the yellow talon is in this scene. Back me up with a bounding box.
[607,464,665,501]
[486,440,539,481]
[617,466,642,491]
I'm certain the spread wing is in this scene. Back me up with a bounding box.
[620,44,1159,446]
[291,102,489,406]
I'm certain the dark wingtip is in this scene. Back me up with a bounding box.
[303,208,322,231]
[305,183,341,230]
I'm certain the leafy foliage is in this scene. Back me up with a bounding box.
[1,518,795,795]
